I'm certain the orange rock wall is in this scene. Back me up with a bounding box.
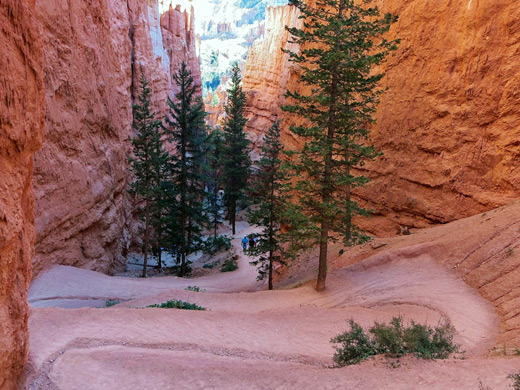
[0,0,44,388]
[243,5,301,155]
[243,1,520,234]
[33,0,201,275]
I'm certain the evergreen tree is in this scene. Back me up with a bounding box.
[128,74,170,278]
[283,0,399,291]
[222,64,251,235]
[165,62,207,277]
[247,121,289,290]
[206,128,225,238]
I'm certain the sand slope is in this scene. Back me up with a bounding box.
[24,211,520,389]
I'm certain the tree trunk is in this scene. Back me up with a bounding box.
[142,201,151,278]
[268,250,273,290]
[230,200,236,235]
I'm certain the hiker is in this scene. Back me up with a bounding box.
[248,234,256,249]
[242,236,249,251]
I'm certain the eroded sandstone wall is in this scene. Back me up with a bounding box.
[0,0,44,387]
[33,0,201,275]
[242,5,301,156]
[244,1,520,234]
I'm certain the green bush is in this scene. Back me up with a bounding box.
[331,316,459,367]
[203,263,214,269]
[331,320,376,365]
[185,285,202,292]
[203,235,232,255]
[220,257,238,273]
[508,372,520,390]
[147,300,205,310]
[105,300,120,307]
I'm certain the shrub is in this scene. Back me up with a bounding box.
[147,300,205,310]
[203,263,214,269]
[331,320,376,365]
[331,316,459,367]
[203,235,232,255]
[105,300,120,307]
[220,256,238,273]
[508,372,520,390]
[185,285,202,292]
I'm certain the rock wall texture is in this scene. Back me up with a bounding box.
[0,0,44,388]
[33,0,201,276]
[242,5,301,156]
[244,1,520,234]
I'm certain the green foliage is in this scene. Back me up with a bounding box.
[164,62,208,277]
[247,121,290,289]
[331,319,376,365]
[105,300,120,307]
[128,72,171,278]
[203,235,232,255]
[331,317,459,367]
[508,372,520,390]
[206,129,225,237]
[220,256,238,272]
[283,0,399,290]
[185,286,203,292]
[147,300,205,310]
[221,63,251,235]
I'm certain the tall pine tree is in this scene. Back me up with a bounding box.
[165,62,207,277]
[222,64,251,235]
[247,121,289,290]
[283,0,398,291]
[206,128,225,238]
[128,74,170,278]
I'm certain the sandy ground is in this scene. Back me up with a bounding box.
[24,220,520,389]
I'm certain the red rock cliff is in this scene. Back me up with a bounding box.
[33,0,201,275]
[0,0,44,388]
[243,5,301,156]
[244,1,520,234]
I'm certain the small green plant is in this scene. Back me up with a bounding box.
[506,247,514,257]
[185,286,202,292]
[147,300,205,310]
[203,263,214,269]
[220,256,238,273]
[105,300,120,307]
[203,235,232,255]
[331,316,459,367]
[514,347,520,356]
[508,372,520,390]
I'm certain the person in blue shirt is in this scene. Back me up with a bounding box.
[242,236,249,251]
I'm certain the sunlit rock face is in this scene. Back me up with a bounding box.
[33,0,201,276]
[242,5,301,159]
[244,0,520,234]
[0,0,44,387]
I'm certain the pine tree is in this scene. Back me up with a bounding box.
[165,62,207,277]
[247,121,289,290]
[206,128,225,238]
[222,64,251,235]
[128,74,170,278]
[283,0,399,291]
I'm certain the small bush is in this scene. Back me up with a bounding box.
[203,263,214,269]
[105,300,120,307]
[185,285,202,292]
[203,235,232,255]
[508,372,520,390]
[331,320,376,365]
[220,257,238,273]
[147,300,205,310]
[331,316,459,367]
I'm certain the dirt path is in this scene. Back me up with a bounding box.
[25,222,517,389]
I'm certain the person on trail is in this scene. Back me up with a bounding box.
[242,236,249,251]
[248,234,256,249]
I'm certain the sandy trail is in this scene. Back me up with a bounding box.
[25,222,516,389]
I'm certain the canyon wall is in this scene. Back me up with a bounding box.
[0,0,44,388]
[33,0,201,275]
[242,5,301,156]
[244,1,520,234]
